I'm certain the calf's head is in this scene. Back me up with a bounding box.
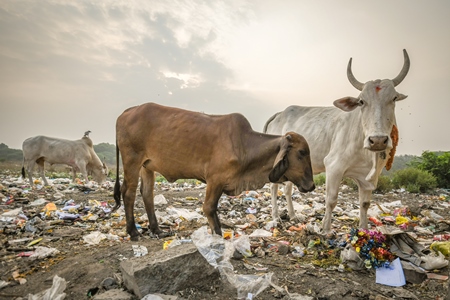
[269,132,315,193]
[333,49,410,152]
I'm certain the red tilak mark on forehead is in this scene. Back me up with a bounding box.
[375,86,382,93]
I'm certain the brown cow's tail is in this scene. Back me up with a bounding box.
[112,142,121,212]
[21,155,26,179]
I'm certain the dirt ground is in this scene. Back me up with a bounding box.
[1,171,450,300]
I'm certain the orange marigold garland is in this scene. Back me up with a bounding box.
[385,124,398,171]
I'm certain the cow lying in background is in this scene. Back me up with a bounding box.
[113,102,315,241]
[22,135,108,187]
[264,49,410,234]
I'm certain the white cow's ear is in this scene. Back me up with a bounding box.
[333,97,360,112]
[396,93,408,101]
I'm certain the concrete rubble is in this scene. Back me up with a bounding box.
[120,243,219,298]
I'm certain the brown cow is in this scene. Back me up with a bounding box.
[113,102,315,241]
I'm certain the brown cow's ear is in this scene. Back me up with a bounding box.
[269,136,291,182]
[269,155,288,182]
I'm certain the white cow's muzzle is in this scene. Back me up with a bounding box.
[365,135,391,152]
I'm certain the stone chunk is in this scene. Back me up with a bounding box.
[120,243,219,299]
[93,289,133,300]
[400,261,427,284]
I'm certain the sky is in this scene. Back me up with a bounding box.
[0,0,449,155]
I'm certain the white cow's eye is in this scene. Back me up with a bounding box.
[358,99,365,106]
[393,96,398,101]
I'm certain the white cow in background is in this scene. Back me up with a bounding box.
[22,135,108,187]
[264,49,410,234]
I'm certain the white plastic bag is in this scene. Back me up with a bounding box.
[83,231,106,245]
[29,247,60,260]
[28,275,67,300]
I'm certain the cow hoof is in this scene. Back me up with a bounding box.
[288,214,306,223]
[322,230,337,239]
[148,231,174,239]
[158,231,174,238]
[130,235,140,242]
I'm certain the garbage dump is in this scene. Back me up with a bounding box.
[1,173,449,299]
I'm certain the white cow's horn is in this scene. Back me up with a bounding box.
[392,49,410,87]
[347,57,364,91]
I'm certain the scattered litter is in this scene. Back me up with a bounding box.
[0,280,9,289]
[1,172,450,298]
[430,241,450,256]
[30,198,48,206]
[375,258,406,287]
[27,238,43,247]
[166,206,203,221]
[164,239,193,249]
[132,244,148,257]
[249,229,272,238]
[12,270,27,285]
[191,226,273,299]
[83,231,107,245]
[27,275,67,300]
[1,207,22,217]
[29,246,60,260]
[245,207,257,214]
[154,194,168,206]
[223,229,233,240]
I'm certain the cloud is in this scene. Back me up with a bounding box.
[1,0,449,155]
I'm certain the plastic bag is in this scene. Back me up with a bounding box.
[420,251,449,270]
[190,226,233,270]
[29,247,60,260]
[28,275,67,300]
[167,206,203,221]
[340,244,364,270]
[154,194,168,206]
[132,245,148,257]
[233,273,272,300]
[141,295,164,300]
[233,234,252,258]
[249,229,272,238]
[83,231,106,245]
[191,227,276,299]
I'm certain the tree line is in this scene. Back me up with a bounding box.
[1,142,448,190]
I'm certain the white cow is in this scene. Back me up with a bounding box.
[264,49,410,234]
[22,135,108,187]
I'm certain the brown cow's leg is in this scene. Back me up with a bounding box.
[202,184,223,235]
[270,183,280,220]
[285,181,295,220]
[121,169,141,241]
[140,168,163,235]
